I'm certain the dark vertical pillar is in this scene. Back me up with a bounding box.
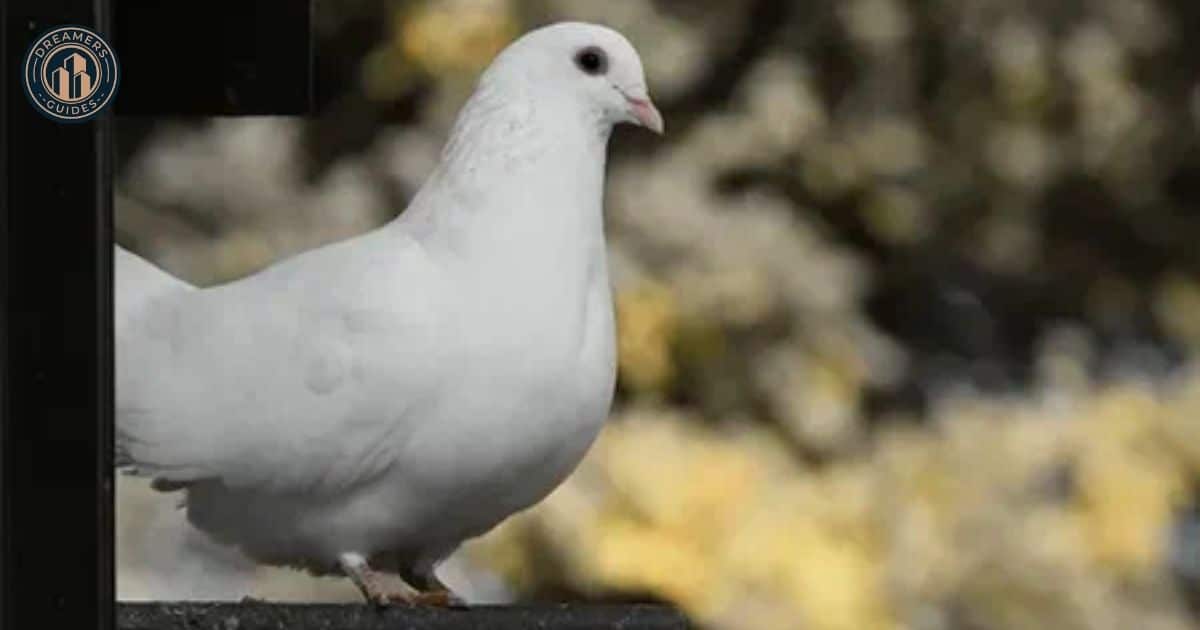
[2,3,312,628]
[1,1,114,629]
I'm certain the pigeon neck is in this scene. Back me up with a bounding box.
[438,78,610,188]
[398,81,611,266]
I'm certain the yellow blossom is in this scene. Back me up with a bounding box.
[616,282,681,394]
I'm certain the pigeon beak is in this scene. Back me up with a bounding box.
[624,94,664,135]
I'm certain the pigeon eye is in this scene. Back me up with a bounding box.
[574,47,608,76]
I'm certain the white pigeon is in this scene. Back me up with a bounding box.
[115,21,662,606]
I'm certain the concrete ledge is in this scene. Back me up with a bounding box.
[117,602,691,630]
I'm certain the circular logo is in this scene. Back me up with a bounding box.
[23,25,119,123]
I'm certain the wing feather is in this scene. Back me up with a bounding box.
[115,232,442,496]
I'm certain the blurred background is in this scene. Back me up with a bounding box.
[114,0,1200,628]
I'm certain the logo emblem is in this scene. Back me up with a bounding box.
[22,25,119,123]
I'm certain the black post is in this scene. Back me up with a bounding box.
[3,3,314,628]
[1,1,115,629]
[3,2,318,628]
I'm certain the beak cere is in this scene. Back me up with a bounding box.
[626,97,664,135]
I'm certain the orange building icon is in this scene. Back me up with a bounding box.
[50,52,92,101]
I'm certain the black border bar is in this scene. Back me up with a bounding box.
[112,0,314,116]
[2,1,115,629]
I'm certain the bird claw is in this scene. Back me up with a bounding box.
[367,592,393,609]
[340,551,466,609]
[410,589,468,608]
[369,588,466,609]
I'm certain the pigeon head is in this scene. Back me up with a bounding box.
[481,22,663,135]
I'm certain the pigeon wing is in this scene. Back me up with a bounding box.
[116,234,444,496]
[115,246,194,330]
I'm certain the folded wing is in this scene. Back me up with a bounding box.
[114,235,442,497]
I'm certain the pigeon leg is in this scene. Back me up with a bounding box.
[400,562,468,608]
[338,552,419,607]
